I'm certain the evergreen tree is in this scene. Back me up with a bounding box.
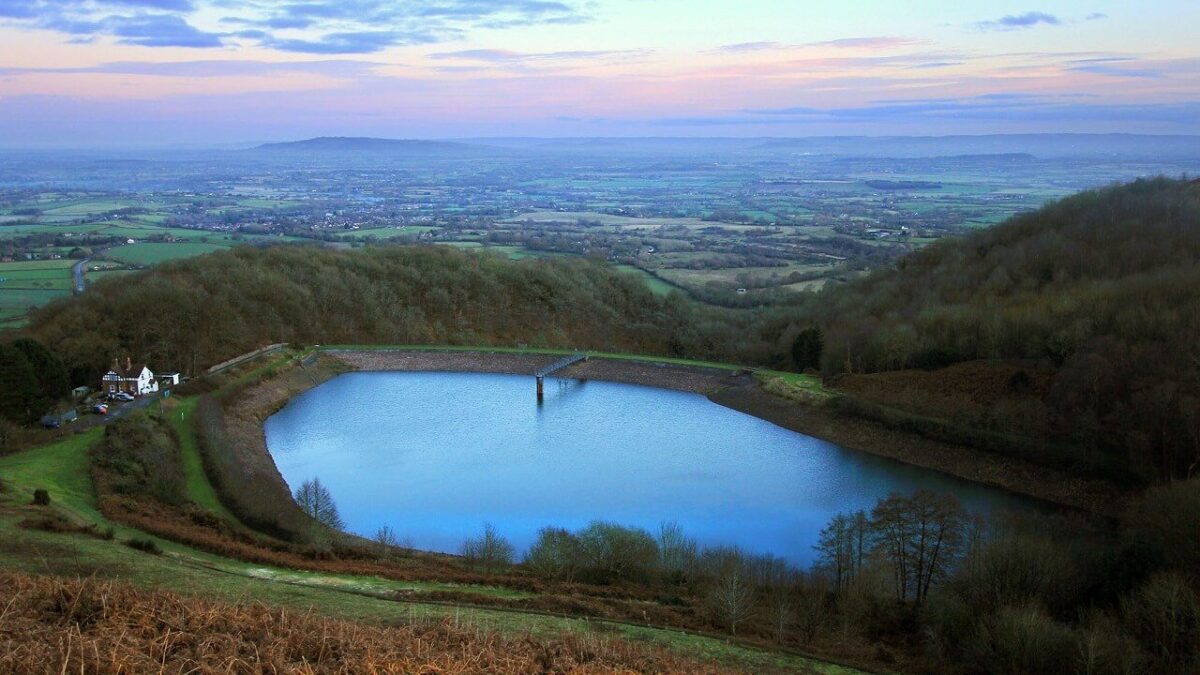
[791,327,824,371]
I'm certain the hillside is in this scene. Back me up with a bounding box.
[24,245,757,386]
[805,177,1200,482]
[21,179,1200,486]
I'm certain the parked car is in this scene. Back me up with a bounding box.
[40,415,60,429]
[92,404,108,415]
[112,392,134,402]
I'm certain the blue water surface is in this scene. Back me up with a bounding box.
[265,371,1035,566]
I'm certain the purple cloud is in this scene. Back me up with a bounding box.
[0,0,591,53]
[977,11,1062,31]
[111,14,223,48]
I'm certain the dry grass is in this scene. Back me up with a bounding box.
[833,359,1056,423]
[97,495,719,632]
[0,571,744,674]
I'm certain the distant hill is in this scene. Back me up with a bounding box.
[253,137,490,156]
[467,134,1200,159]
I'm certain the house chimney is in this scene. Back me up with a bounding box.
[113,358,119,371]
[126,356,132,372]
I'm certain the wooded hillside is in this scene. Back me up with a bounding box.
[26,245,755,385]
[809,177,1200,482]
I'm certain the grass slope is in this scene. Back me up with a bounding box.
[167,397,239,522]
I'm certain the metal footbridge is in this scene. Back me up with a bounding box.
[535,353,588,400]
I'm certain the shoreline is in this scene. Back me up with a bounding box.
[314,350,1130,516]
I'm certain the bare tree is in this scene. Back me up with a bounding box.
[461,522,515,574]
[815,509,870,592]
[704,547,757,635]
[797,575,830,645]
[293,477,344,530]
[658,520,698,585]
[373,523,404,557]
[870,490,966,605]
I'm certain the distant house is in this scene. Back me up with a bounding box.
[101,357,159,396]
[159,372,181,387]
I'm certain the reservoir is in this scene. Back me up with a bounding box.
[265,371,1036,566]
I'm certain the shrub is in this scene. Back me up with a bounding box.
[1074,613,1146,675]
[577,521,659,584]
[1123,478,1200,577]
[372,524,406,558]
[524,527,583,582]
[125,538,162,555]
[32,489,50,506]
[91,413,185,505]
[1122,573,1200,672]
[952,529,1075,616]
[969,604,1076,675]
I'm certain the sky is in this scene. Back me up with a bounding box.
[0,0,1198,146]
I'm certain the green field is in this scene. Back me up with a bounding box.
[614,264,679,296]
[0,267,72,286]
[333,225,437,240]
[0,220,231,243]
[0,259,74,315]
[105,242,231,265]
[87,269,138,283]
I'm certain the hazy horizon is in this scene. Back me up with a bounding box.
[5,132,1200,154]
[2,1,1198,146]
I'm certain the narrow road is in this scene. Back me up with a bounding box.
[72,257,89,293]
[67,393,159,433]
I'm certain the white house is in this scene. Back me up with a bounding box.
[101,358,159,396]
